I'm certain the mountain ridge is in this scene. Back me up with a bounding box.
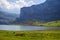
[19,0,60,22]
[0,11,18,24]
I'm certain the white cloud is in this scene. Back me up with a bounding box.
[0,0,46,14]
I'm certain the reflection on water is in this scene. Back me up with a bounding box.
[0,25,60,30]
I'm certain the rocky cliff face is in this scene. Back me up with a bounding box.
[19,0,60,22]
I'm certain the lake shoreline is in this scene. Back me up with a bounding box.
[0,25,60,31]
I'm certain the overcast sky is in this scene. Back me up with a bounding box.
[0,0,46,14]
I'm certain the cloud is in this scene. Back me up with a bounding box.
[0,0,46,14]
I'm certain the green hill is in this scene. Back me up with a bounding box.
[19,20,60,27]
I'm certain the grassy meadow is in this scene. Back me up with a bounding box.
[19,20,60,27]
[0,30,60,40]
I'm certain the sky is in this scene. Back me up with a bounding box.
[0,0,46,14]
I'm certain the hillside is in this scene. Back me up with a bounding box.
[0,11,17,24]
[19,0,60,22]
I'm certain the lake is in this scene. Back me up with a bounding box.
[0,25,60,30]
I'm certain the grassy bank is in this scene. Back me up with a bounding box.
[43,21,60,27]
[0,30,60,40]
[19,20,60,27]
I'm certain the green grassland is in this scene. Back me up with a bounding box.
[0,30,60,40]
[19,20,60,27]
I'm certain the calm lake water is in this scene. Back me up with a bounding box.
[0,25,60,30]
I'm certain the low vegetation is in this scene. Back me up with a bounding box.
[43,20,60,27]
[19,20,60,27]
[0,30,60,40]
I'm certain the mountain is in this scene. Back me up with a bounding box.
[19,0,60,22]
[0,11,9,24]
[0,11,18,24]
